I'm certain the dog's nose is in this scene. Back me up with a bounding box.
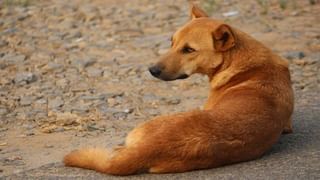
[149,66,162,77]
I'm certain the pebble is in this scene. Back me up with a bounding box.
[0,108,8,116]
[23,124,36,130]
[2,54,26,64]
[71,105,89,114]
[113,112,128,120]
[165,98,181,105]
[0,128,8,132]
[86,124,104,131]
[19,96,34,106]
[124,108,134,114]
[307,52,320,62]
[284,51,305,60]
[0,40,8,48]
[71,58,96,70]
[1,156,25,166]
[222,11,239,17]
[107,98,118,106]
[56,79,69,88]
[35,98,47,104]
[44,144,54,148]
[14,72,37,85]
[80,95,105,101]
[293,60,308,66]
[86,67,103,77]
[25,131,35,136]
[42,62,63,72]
[54,127,65,132]
[48,97,64,109]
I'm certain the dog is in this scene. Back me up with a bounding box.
[64,4,294,175]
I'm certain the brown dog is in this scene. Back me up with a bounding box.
[64,4,294,175]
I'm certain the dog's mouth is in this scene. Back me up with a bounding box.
[152,74,189,81]
[176,74,189,80]
[148,66,189,81]
[159,74,189,81]
[150,72,189,81]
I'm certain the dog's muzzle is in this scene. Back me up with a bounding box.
[148,66,189,81]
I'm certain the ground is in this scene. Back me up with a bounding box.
[0,0,319,179]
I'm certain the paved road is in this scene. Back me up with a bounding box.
[6,93,320,179]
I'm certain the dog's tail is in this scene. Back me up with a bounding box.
[64,147,147,175]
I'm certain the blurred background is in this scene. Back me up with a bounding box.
[0,0,319,177]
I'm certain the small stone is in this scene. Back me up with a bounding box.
[148,109,160,116]
[80,95,105,101]
[308,52,320,62]
[56,79,69,88]
[48,97,64,109]
[0,108,8,116]
[283,51,305,60]
[0,63,7,70]
[3,54,26,64]
[303,72,314,77]
[44,144,54,148]
[54,127,65,132]
[41,125,58,134]
[2,156,25,166]
[165,98,181,105]
[87,124,101,131]
[14,72,37,85]
[42,62,63,72]
[222,11,239,17]
[1,28,18,36]
[19,96,34,106]
[23,124,36,130]
[113,112,128,120]
[86,67,103,77]
[65,31,82,39]
[71,58,96,70]
[17,14,30,21]
[71,105,89,114]
[71,82,90,92]
[293,59,308,66]
[124,108,134,114]
[30,52,51,62]
[107,98,118,106]
[25,131,35,136]
[0,127,8,132]
[35,98,47,104]
[102,70,113,79]
[0,40,8,48]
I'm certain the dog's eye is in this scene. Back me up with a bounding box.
[181,46,196,54]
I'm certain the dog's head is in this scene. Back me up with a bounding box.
[149,4,236,81]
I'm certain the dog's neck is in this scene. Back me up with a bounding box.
[209,30,269,91]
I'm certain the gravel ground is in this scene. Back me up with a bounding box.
[0,0,319,178]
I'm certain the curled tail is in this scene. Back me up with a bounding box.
[64,147,147,175]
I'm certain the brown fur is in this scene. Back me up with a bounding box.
[64,4,294,175]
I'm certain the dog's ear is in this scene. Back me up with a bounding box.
[190,3,208,19]
[212,24,236,51]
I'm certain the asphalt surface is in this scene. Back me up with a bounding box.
[5,92,320,180]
